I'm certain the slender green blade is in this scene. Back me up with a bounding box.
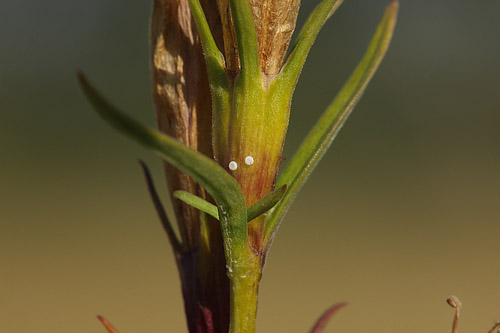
[187,0,232,166]
[174,190,220,220]
[278,0,343,91]
[229,0,260,78]
[187,0,226,81]
[78,74,249,269]
[263,1,399,253]
[247,185,287,222]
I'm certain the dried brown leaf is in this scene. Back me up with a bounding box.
[150,0,218,248]
[249,0,301,74]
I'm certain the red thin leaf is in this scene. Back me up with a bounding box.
[488,321,500,333]
[97,315,119,333]
[309,302,348,333]
[139,160,181,252]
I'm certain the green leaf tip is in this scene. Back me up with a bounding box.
[262,1,399,256]
[173,190,220,220]
[278,0,343,90]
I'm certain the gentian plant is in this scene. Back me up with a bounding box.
[78,0,398,332]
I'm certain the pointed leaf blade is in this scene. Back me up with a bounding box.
[263,1,399,253]
[309,303,348,333]
[229,0,260,77]
[279,0,343,90]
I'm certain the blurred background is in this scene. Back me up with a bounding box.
[1,0,499,332]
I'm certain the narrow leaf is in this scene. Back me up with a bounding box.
[174,190,220,220]
[78,74,249,270]
[487,322,500,333]
[229,0,260,78]
[278,0,343,91]
[263,1,399,254]
[139,160,182,252]
[309,303,347,333]
[247,185,287,222]
[173,185,287,223]
[187,0,232,167]
[97,316,119,333]
[187,0,226,81]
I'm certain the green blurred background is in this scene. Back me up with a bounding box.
[1,0,499,332]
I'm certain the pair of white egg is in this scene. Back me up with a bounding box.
[228,156,254,171]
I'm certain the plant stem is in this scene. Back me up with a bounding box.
[229,255,261,333]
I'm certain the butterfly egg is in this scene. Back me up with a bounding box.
[244,156,254,166]
[228,161,238,171]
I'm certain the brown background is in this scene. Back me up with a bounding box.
[1,0,499,332]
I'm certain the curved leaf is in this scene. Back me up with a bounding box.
[309,303,347,333]
[78,73,249,270]
[263,1,399,254]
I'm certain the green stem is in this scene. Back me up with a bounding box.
[229,256,261,333]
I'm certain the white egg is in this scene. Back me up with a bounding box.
[228,161,238,171]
